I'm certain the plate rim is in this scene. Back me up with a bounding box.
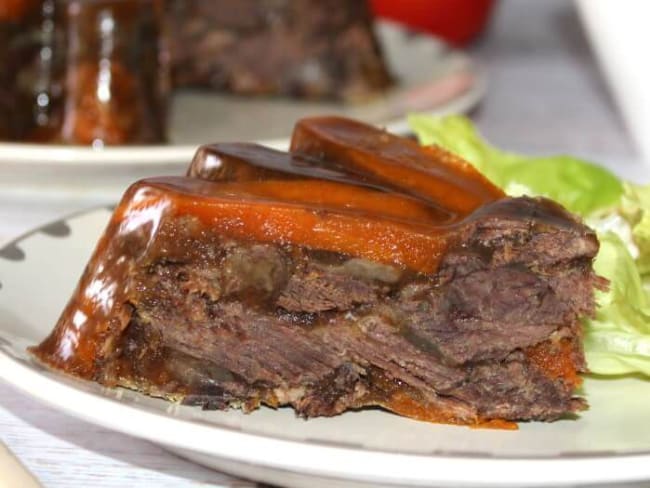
[1,209,650,487]
[2,352,650,487]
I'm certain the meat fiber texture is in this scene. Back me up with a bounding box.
[30,117,604,427]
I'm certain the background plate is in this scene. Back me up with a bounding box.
[0,22,484,202]
[0,209,649,488]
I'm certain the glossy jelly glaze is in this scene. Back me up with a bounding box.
[290,116,506,214]
[187,142,455,223]
[30,117,598,427]
[3,0,167,144]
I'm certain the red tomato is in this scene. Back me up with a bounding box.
[369,0,496,46]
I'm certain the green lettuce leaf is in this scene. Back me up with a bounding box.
[619,182,650,277]
[408,113,623,216]
[409,113,650,377]
[585,232,650,375]
[407,113,518,184]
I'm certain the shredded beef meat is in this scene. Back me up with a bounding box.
[102,196,599,423]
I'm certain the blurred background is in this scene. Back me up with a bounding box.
[2,1,650,487]
[0,0,646,209]
[374,0,644,176]
[466,0,642,174]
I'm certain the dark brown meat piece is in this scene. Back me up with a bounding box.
[166,0,392,101]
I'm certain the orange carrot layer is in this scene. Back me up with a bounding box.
[290,116,505,215]
[130,178,455,273]
[215,179,446,224]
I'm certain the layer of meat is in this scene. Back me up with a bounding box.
[103,196,601,423]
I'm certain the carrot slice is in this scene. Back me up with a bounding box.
[137,177,455,273]
[290,116,505,215]
[217,179,450,225]
[188,143,453,224]
[188,142,348,183]
[526,338,583,389]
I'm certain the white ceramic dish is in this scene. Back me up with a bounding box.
[576,0,650,165]
[0,21,484,202]
[0,209,649,488]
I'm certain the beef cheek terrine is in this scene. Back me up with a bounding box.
[30,117,604,427]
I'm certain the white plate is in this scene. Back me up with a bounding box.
[0,21,484,202]
[0,209,649,488]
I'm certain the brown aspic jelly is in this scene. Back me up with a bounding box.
[56,0,168,145]
[0,26,11,139]
[3,0,63,141]
[4,0,168,145]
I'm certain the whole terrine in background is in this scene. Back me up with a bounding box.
[1,0,394,145]
[166,0,393,101]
